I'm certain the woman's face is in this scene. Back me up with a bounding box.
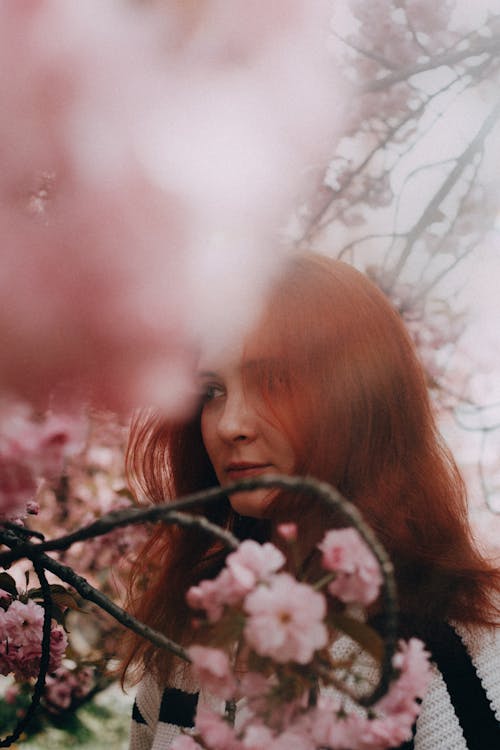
[198,344,295,518]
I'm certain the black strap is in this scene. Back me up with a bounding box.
[397,622,500,750]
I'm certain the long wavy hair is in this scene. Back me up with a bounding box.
[121,252,500,685]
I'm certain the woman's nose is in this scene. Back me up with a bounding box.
[216,392,258,443]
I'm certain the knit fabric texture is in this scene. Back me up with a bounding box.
[128,623,500,750]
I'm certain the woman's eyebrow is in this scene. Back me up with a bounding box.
[197,370,218,379]
[242,357,281,372]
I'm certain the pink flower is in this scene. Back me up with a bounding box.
[170,736,204,750]
[243,573,327,664]
[242,724,275,749]
[340,713,413,750]
[187,541,285,621]
[0,0,341,416]
[276,523,297,541]
[0,400,86,521]
[237,671,273,699]
[0,599,67,680]
[186,578,225,623]
[318,528,382,605]
[226,541,285,592]
[269,728,315,750]
[187,646,236,700]
[376,638,432,717]
[195,705,240,750]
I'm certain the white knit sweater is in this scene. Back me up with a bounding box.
[129,623,500,750]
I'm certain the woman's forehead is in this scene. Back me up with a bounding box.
[197,339,278,376]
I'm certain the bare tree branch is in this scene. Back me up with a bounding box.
[384,97,500,289]
[363,34,500,92]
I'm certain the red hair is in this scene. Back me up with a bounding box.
[121,253,500,684]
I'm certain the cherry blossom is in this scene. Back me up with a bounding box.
[276,523,298,542]
[0,0,341,415]
[241,723,275,749]
[187,646,236,701]
[243,573,328,664]
[195,705,240,750]
[0,599,67,681]
[44,665,94,712]
[170,736,204,750]
[376,638,432,719]
[226,541,285,591]
[186,541,285,620]
[318,528,382,606]
[0,400,86,520]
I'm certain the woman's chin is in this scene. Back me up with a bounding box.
[228,488,277,519]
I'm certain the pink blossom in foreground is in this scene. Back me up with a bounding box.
[186,578,226,623]
[318,528,382,605]
[243,573,327,664]
[170,736,203,750]
[194,705,240,750]
[0,0,341,415]
[226,541,285,592]
[269,728,315,750]
[276,523,298,541]
[241,723,275,749]
[309,693,353,749]
[0,400,86,520]
[188,646,236,701]
[0,599,67,681]
[186,541,285,620]
[376,638,432,718]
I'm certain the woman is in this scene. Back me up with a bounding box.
[123,253,500,749]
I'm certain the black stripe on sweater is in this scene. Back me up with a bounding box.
[132,700,147,725]
[158,687,199,728]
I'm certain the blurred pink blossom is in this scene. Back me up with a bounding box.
[269,728,315,750]
[195,705,240,750]
[0,0,341,415]
[170,736,204,750]
[186,541,285,620]
[243,573,327,664]
[318,528,382,606]
[44,664,94,712]
[186,577,226,624]
[226,541,285,591]
[241,724,275,749]
[377,638,432,718]
[276,523,297,542]
[187,645,236,701]
[0,599,67,681]
[0,400,86,520]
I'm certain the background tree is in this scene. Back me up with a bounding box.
[300,0,500,550]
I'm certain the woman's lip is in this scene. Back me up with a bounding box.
[226,464,271,480]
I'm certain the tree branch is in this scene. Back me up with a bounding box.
[1,475,399,708]
[363,34,500,92]
[384,97,500,289]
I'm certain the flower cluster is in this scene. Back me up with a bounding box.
[44,664,94,713]
[0,599,67,682]
[0,399,86,521]
[175,528,431,750]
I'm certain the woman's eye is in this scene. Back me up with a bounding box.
[200,383,224,403]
